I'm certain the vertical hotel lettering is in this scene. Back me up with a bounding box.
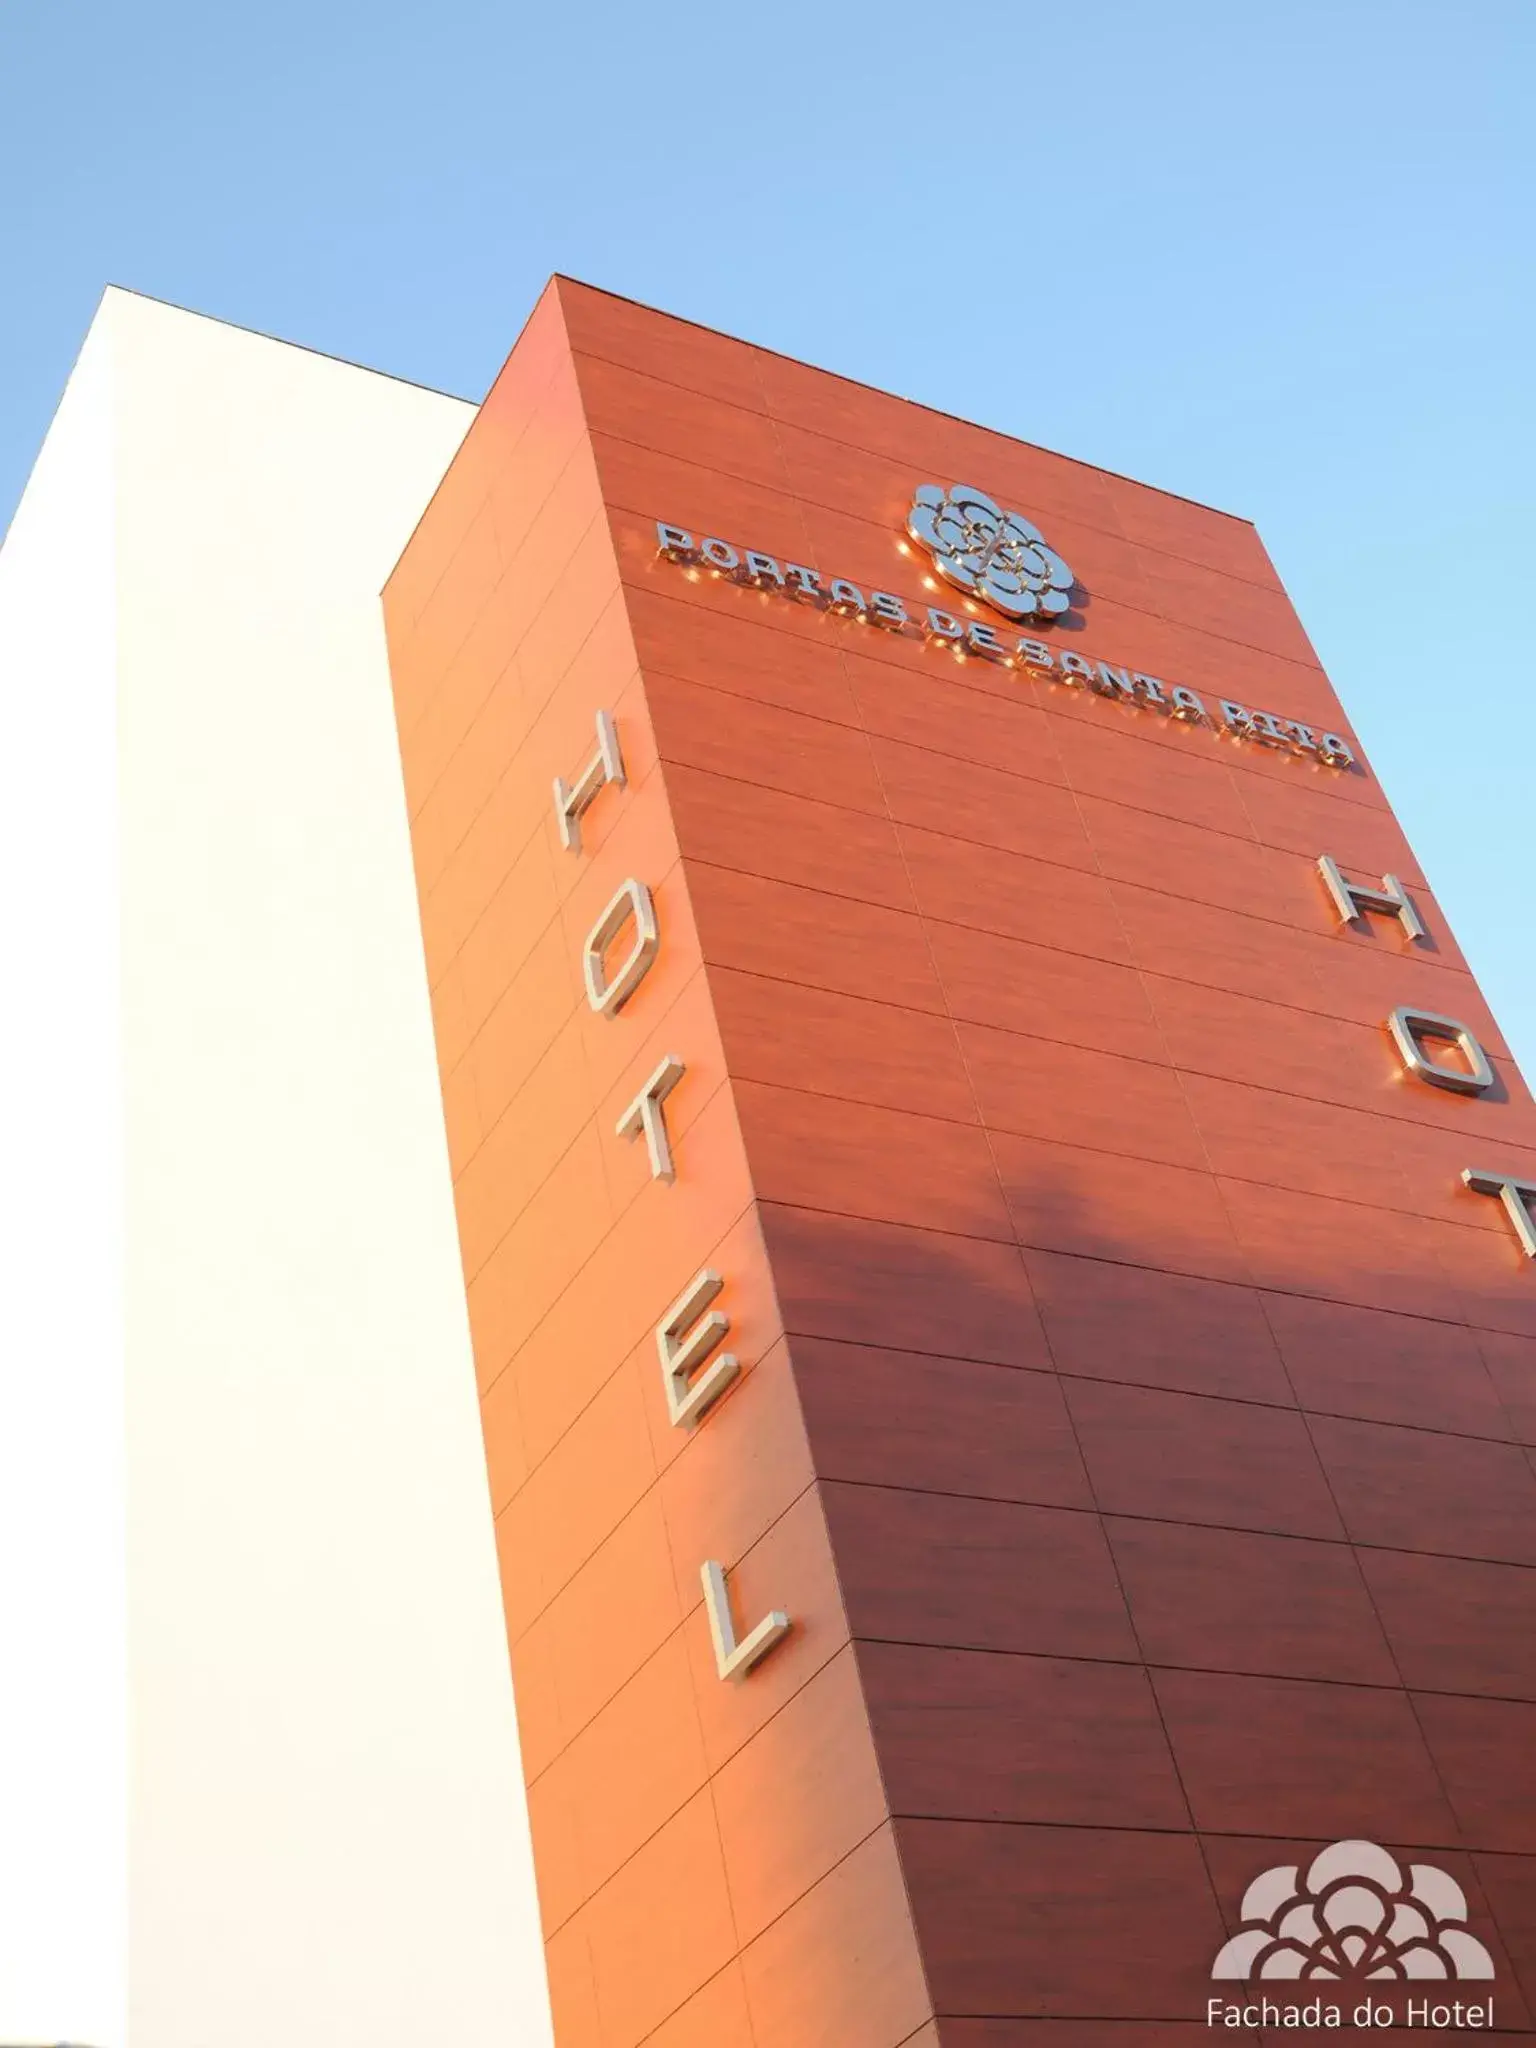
[1315,851,1536,1248]
[554,709,792,1680]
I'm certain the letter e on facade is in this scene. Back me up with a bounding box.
[656,1268,740,1427]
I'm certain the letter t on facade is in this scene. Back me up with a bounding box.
[616,1055,686,1180]
[1463,1168,1536,1258]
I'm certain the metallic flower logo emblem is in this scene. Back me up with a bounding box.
[1213,1841,1494,1982]
[906,483,1074,621]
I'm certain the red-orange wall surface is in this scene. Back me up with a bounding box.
[384,279,1536,2048]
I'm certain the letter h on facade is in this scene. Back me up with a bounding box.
[1317,855,1426,942]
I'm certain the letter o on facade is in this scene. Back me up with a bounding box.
[583,877,660,1016]
[700,537,740,573]
[1387,1007,1495,1095]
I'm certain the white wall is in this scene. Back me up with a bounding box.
[0,302,125,2048]
[0,288,555,2047]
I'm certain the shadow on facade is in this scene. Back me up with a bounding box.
[749,1165,1536,2041]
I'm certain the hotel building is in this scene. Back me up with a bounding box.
[3,279,1534,2045]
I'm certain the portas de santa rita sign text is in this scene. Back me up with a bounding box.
[654,488,1360,774]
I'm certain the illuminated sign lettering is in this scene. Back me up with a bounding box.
[655,520,1359,773]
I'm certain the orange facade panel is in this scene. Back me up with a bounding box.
[387,277,1536,2044]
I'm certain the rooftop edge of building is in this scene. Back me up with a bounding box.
[92,274,1261,536]
[546,270,1262,532]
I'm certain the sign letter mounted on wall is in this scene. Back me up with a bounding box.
[583,877,660,1016]
[1462,1169,1536,1258]
[1387,1008,1495,1095]
[701,1558,790,1683]
[656,1268,740,1428]
[616,1054,687,1181]
[1317,855,1426,942]
[554,707,626,855]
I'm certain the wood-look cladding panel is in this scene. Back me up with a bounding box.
[388,279,1536,2039]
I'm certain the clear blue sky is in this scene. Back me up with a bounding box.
[3,0,1532,1072]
